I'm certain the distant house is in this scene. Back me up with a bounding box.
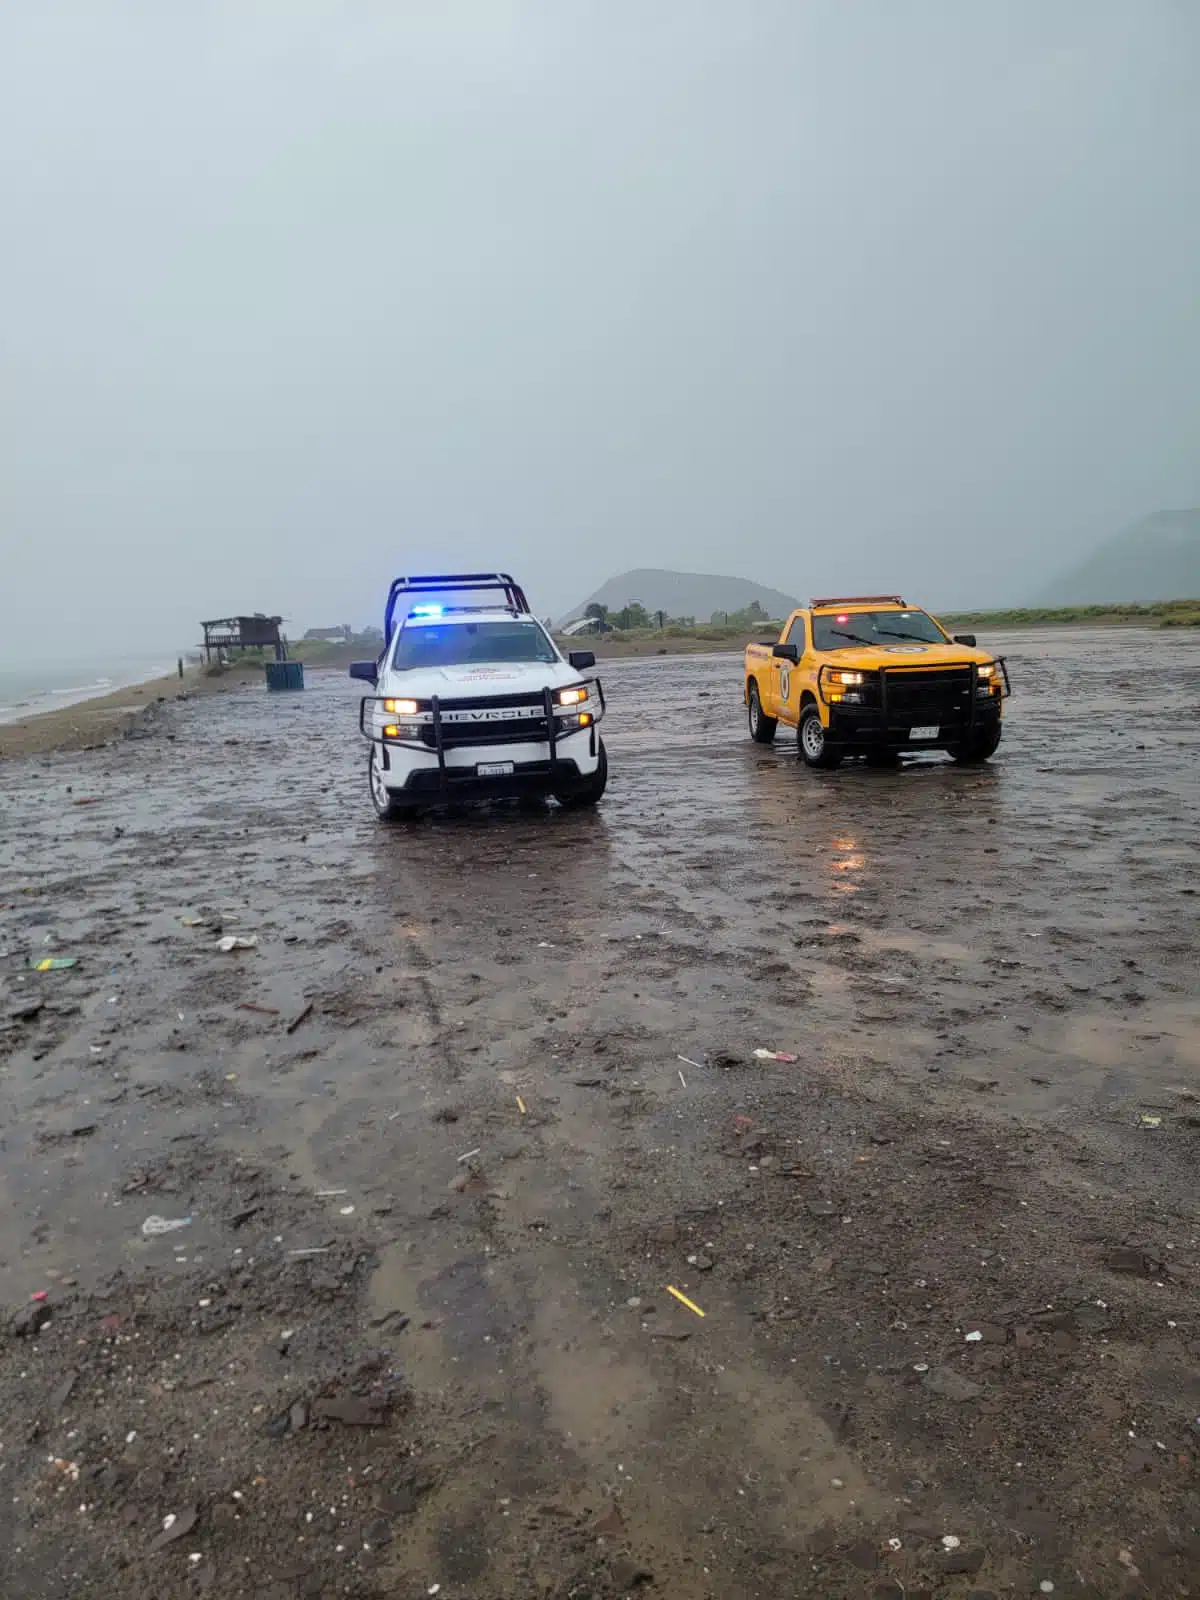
[303,624,352,643]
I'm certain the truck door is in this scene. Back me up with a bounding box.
[774,614,808,726]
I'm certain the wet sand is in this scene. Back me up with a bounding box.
[0,627,1197,1598]
[0,663,263,760]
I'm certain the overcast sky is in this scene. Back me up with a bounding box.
[2,1,1198,659]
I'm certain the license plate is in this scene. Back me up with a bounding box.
[909,725,939,740]
[476,761,515,777]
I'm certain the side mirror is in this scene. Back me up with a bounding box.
[772,643,798,663]
[349,660,378,685]
[952,633,977,648]
[568,649,596,670]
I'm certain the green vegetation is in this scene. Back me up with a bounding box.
[291,632,381,666]
[940,599,1200,629]
[706,600,776,628]
[557,599,1200,654]
[580,599,781,633]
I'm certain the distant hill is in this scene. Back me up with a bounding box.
[566,568,801,624]
[1039,510,1200,604]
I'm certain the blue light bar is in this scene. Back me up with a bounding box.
[409,604,444,617]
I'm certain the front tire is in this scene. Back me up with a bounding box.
[369,748,419,821]
[798,704,842,769]
[949,724,1002,764]
[748,683,777,744]
[556,739,607,808]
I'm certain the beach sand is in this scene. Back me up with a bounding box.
[0,629,1197,1596]
[0,661,264,760]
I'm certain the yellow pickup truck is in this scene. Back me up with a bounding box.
[744,595,1009,768]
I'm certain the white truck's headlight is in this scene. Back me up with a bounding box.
[384,697,419,714]
[556,686,589,706]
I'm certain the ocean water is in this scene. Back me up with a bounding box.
[0,655,179,725]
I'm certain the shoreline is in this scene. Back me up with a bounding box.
[0,661,263,760]
[0,664,175,727]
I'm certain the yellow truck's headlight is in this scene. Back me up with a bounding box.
[827,670,864,686]
[976,664,994,678]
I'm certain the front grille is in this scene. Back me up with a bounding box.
[884,667,973,725]
[435,692,546,711]
[420,716,550,749]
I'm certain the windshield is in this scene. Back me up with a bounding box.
[811,609,948,651]
[391,619,558,670]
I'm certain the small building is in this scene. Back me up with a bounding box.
[201,615,287,663]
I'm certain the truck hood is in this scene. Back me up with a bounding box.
[827,641,994,668]
[378,660,582,698]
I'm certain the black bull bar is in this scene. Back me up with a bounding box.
[358,678,605,794]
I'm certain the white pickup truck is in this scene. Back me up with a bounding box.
[351,573,608,820]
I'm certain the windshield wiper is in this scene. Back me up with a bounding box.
[874,628,934,642]
[828,629,876,646]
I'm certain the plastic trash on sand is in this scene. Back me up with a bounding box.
[141,1215,193,1237]
[216,935,259,953]
[31,957,78,971]
[754,1048,798,1063]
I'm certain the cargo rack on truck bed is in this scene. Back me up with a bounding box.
[383,573,531,644]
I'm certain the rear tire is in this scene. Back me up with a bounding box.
[748,683,777,744]
[949,724,1002,764]
[556,739,607,808]
[798,704,842,769]
[369,748,419,821]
